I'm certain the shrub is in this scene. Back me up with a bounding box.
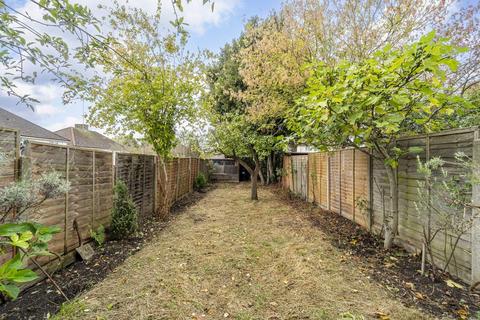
[110,180,138,240]
[90,225,105,246]
[194,172,207,190]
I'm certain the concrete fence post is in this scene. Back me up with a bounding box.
[472,131,480,284]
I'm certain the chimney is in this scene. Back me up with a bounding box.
[75,124,89,130]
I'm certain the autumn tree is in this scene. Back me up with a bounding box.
[205,22,287,189]
[288,33,471,248]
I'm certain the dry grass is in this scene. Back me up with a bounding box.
[54,183,432,320]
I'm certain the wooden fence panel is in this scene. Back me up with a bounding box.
[291,155,308,199]
[340,149,354,220]
[115,153,155,222]
[354,150,369,228]
[28,143,67,261]
[94,152,113,229]
[329,152,341,213]
[0,128,18,187]
[66,148,94,253]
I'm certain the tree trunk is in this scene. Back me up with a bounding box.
[384,164,399,249]
[157,157,170,217]
[250,147,261,200]
[267,153,274,184]
[251,164,259,200]
[236,158,258,201]
[259,166,265,186]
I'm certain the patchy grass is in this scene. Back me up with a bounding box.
[55,183,430,320]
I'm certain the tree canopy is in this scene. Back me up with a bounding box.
[287,32,471,248]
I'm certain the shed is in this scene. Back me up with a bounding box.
[210,155,239,182]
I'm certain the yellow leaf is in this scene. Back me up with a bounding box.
[374,311,390,320]
[445,279,464,289]
[414,292,425,300]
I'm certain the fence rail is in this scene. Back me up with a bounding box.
[283,127,480,284]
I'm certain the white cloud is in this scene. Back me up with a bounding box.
[35,104,59,116]
[46,116,83,132]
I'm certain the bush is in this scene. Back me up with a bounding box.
[90,224,105,246]
[110,180,138,240]
[194,173,207,190]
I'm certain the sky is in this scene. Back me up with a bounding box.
[1,0,282,134]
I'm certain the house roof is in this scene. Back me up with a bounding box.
[0,107,69,141]
[55,126,128,152]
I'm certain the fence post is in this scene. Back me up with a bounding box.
[472,130,480,284]
[352,149,356,222]
[189,157,192,192]
[64,147,69,255]
[153,156,158,213]
[92,150,96,228]
[327,154,331,211]
[367,152,373,232]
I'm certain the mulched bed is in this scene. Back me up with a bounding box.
[0,186,213,320]
[278,186,480,320]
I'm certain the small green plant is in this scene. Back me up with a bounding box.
[110,180,138,240]
[90,225,105,246]
[194,172,207,190]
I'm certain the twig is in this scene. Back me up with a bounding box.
[20,249,69,302]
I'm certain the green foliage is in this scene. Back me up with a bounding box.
[0,222,61,299]
[0,0,99,108]
[90,225,106,246]
[86,3,203,158]
[209,113,285,162]
[194,173,208,190]
[111,180,138,240]
[288,31,470,166]
[206,37,248,115]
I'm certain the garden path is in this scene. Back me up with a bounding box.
[56,183,430,320]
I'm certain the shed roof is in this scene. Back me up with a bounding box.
[55,126,128,151]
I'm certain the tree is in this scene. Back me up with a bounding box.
[85,3,204,212]
[287,32,471,248]
[237,13,307,123]
[208,113,281,200]
[205,27,287,191]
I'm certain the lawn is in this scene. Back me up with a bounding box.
[54,184,430,320]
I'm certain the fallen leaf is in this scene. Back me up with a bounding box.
[414,292,425,300]
[404,282,415,290]
[445,279,464,289]
[374,311,390,319]
[456,308,469,320]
